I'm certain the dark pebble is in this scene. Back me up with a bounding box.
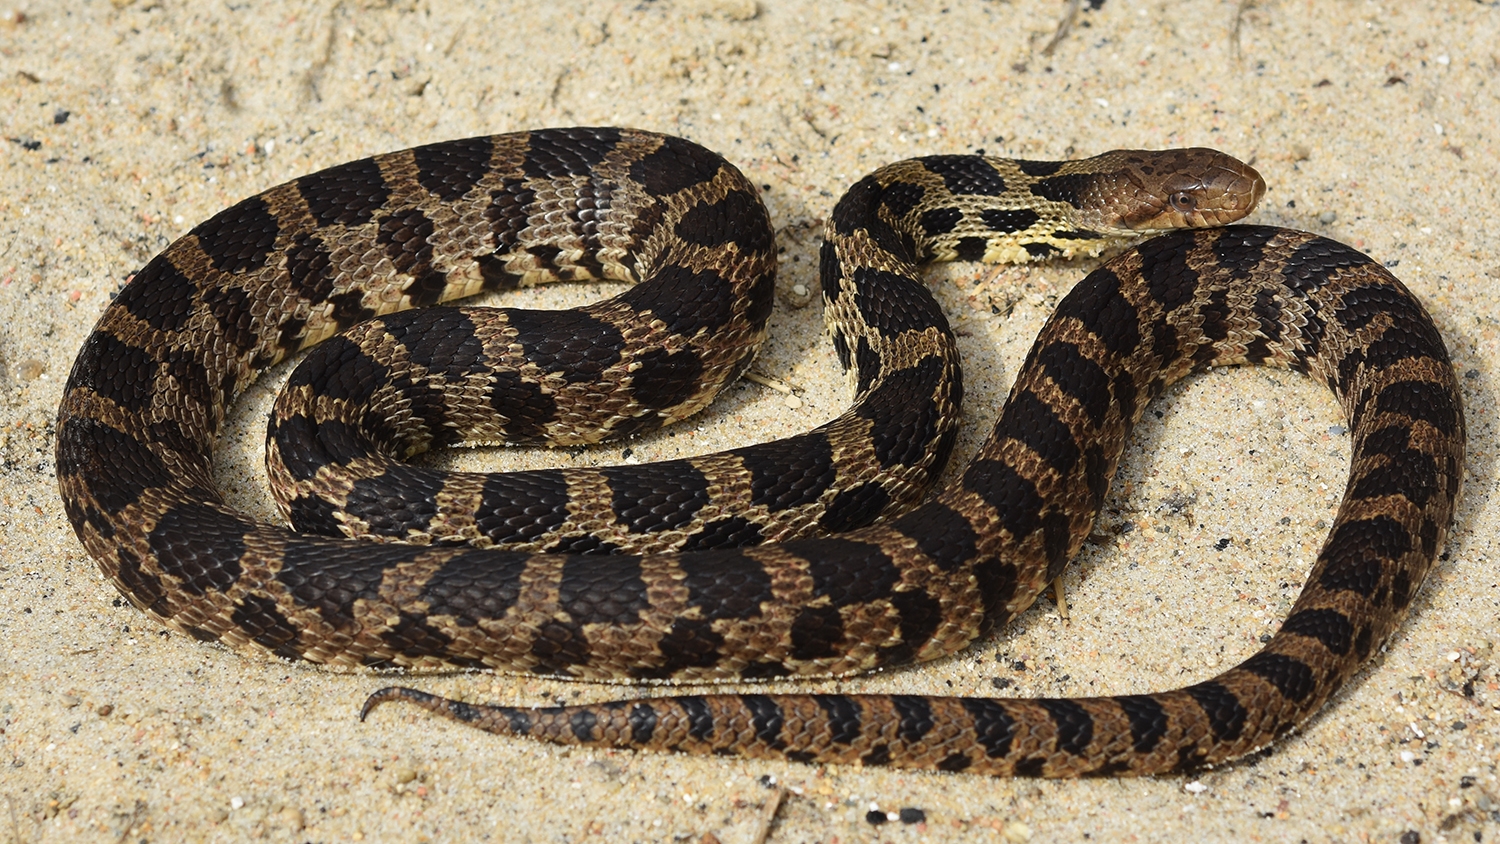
[899,807,926,824]
[865,810,887,825]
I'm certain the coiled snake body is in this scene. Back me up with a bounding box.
[56,128,1464,776]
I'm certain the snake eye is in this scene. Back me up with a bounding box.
[1170,191,1197,213]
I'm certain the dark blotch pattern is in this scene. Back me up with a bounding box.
[229,593,302,659]
[891,695,935,744]
[413,136,495,201]
[880,181,926,217]
[1000,390,1080,474]
[117,258,199,332]
[621,264,739,339]
[857,356,949,469]
[964,459,1043,542]
[1053,268,1141,355]
[638,617,725,677]
[961,698,1017,758]
[73,332,158,413]
[1135,231,1200,314]
[506,309,623,382]
[377,206,445,305]
[741,695,785,748]
[341,464,443,540]
[474,469,571,546]
[1242,651,1317,702]
[737,434,837,512]
[486,369,557,441]
[818,482,890,533]
[796,537,901,608]
[628,703,658,745]
[678,548,774,621]
[1280,608,1353,655]
[605,462,711,534]
[1319,515,1410,598]
[677,696,715,741]
[852,269,942,338]
[285,232,335,304]
[920,155,1008,196]
[146,504,248,596]
[192,196,280,273]
[522,127,622,180]
[626,133,723,197]
[200,284,259,353]
[815,695,863,744]
[558,555,649,625]
[918,206,962,236]
[678,516,763,551]
[1015,158,1063,177]
[629,347,705,411]
[1040,699,1094,756]
[1185,682,1248,741]
[1037,342,1111,428]
[287,335,388,405]
[298,157,391,227]
[1028,173,1093,208]
[674,189,773,254]
[892,501,978,571]
[980,207,1041,234]
[790,604,844,660]
[1117,694,1168,754]
[1375,380,1460,435]
[58,417,173,514]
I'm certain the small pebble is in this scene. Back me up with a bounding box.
[784,395,803,409]
[16,358,45,381]
[60,694,81,708]
[864,809,887,825]
[898,807,926,824]
[96,704,113,716]
[395,767,417,784]
[1318,210,1337,224]
[281,806,306,831]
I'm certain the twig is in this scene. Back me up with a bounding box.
[743,370,794,395]
[749,787,786,844]
[1041,0,1082,57]
[1230,0,1257,62]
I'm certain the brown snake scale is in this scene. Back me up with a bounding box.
[56,128,1464,776]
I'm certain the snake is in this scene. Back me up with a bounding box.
[54,127,1464,777]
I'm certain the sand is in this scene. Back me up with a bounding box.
[1,0,1496,841]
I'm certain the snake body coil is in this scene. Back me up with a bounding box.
[56,128,1463,776]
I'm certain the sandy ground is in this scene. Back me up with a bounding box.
[1,0,1497,841]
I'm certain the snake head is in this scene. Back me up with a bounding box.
[1082,148,1266,232]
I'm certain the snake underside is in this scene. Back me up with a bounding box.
[56,128,1463,776]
